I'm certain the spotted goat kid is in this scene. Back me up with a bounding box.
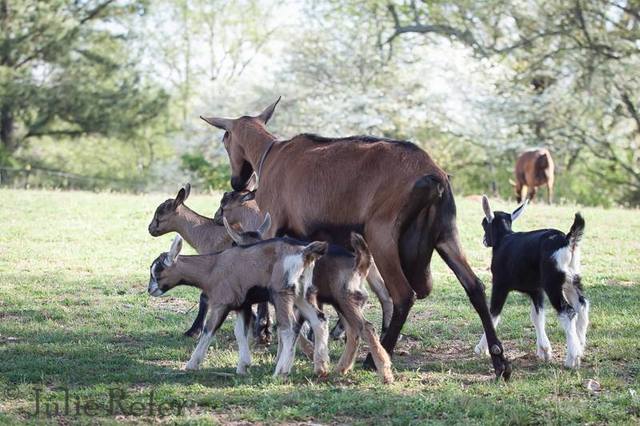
[476,196,589,368]
[147,234,329,376]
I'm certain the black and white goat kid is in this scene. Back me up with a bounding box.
[476,196,589,368]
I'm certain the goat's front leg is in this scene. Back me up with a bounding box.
[234,306,254,374]
[185,305,229,370]
[475,288,506,357]
[184,292,208,337]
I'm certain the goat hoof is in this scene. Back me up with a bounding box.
[184,328,202,338]
[536,346,552,361]
[564,356,580,369]
[490,344,502,355]
[492,356,512,381]
[474,343,489,357]
[184,361,200,371]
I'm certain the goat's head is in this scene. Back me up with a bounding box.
[222,213,271,246]
[213,190,257,226]
[481,195,528,247]
[201,98,281,191]
[148,235,184,296]
[148,184,191,237]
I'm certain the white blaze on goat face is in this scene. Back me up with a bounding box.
[148,261,165,297]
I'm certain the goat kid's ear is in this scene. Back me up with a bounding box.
[511,198,529,222]
[245,173,258,191]
[240,190,256,203]
[482,195,494,223]
[223,217,244,244]
[256,96,281,124]
[174,184,190,208]
[257,213,271,237]
[165,235,183,266]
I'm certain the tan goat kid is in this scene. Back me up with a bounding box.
[223,218,394,383]
[147,234,329,376]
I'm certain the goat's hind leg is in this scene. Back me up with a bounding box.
[234,306,254,374]
[185,305,229,370]
[296,299,329,377]
[529,291,552,361]
[272,294,298,377]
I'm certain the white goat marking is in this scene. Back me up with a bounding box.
[273,327,297,376]
[552,246,572,274]
[283,254,304,292]
[576,299,590,350]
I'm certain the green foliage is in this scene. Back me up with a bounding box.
[181,152,231,190]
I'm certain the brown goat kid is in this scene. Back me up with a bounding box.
[201,98,512,379]
[224,220,393,383]
[514,148,555,203]
[148,234,329,376]
[216,189,393,336]
[148,184,272,341]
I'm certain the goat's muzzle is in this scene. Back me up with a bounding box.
[148,280,164,297]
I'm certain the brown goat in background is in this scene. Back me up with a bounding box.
[514,148,555,203]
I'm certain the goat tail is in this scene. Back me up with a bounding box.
[302,241,328,263]
[350,232,372,276]
[567,213,585,254]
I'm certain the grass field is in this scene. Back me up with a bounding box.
[1,189,639,425]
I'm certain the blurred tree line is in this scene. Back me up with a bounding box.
[0,0,638,206]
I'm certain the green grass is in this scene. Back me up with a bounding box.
[1,189,639,424]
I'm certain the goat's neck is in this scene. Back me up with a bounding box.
[175,205,231,254]
[241,128,278,174]
[491,229,513,249]
[174,255,217,290]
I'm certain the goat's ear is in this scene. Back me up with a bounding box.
[174,185,189,208]
[256,97,281,124]
[511,198,529,222]
[240,191,256,203]
[482,195,494,223]
[223,217,244,245]
[257,213,271,237]
[166,235,183,266]
[245,173,258,191]
[200,115,233,130]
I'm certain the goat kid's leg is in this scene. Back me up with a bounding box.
[437,236,511,380]
[234,307,254,375]
[475,315,501,357]
[530,299,552,361]
[272,293,299,376]
[185,306,229,370]
[296,299,329,377]
[367,260,393,334]
[576,298,590,351]
[330,318,346,341]
[335,320,359,376]
[184,292,208,337]
[295,311,315,360]
[254,302,272,345]
[558,309,582,369]
[362,230,415,369]
[475,286,505,356]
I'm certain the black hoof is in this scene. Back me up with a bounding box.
[184,327,201,338]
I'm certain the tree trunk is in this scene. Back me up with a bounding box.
[0,107,16,155]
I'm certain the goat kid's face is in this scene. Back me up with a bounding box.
[148,185,191,236]
[481,196,528,247]
[201,98,281,191]
[213,190,256,226]
[148,235,184,297]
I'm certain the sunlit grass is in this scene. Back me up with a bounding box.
[1,189,638,424]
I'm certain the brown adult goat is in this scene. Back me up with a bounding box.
[514,148,555,204]
[201,98,512,379]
